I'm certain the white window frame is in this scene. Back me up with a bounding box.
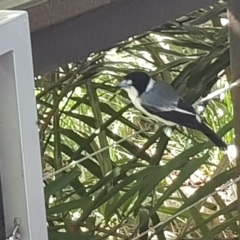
[0,0,47,10]
[0,10,48,240]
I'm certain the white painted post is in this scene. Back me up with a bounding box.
[0,11,48,240]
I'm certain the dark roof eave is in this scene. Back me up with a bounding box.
[30,0,218,75]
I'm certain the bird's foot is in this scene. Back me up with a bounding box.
[163,126,173,138]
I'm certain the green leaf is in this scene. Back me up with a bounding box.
[149,153,209,218]
[48,231,97,240]
[45,168,80,200]
[87,166,157,216]
[151,212,167,240]
[47,197,92,215]
[178,168,236,213]
[184,200,237,236]
[139,208,149,240]
[48,142,102,178]
[200,216,238,240]
[190,3,226,25]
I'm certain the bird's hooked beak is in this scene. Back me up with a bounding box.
[118,80,130,89]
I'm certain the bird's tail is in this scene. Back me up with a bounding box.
[200,124,227,151]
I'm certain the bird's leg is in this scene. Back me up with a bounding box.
[163,126,174,138]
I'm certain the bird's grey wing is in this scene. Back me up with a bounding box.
[141,81,195,112]
[140,81,227,150]
[140,81,198,126]
[140,81,179,110]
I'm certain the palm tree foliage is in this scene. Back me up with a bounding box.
[36,2,237,239]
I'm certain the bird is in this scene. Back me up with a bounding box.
[118,71,227,150]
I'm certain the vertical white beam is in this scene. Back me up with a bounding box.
[0,11,48,240]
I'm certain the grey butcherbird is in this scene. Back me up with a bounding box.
[118,71,227,150]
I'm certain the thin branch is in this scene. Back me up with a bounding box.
[193,77,240,106]
[44,129,144,180]
[131,175,240,240]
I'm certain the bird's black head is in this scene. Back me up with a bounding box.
[118,71,151,95]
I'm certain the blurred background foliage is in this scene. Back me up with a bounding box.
[35,2,238,239]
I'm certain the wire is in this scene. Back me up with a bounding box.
[44,129,145,180]
[193,78,240,107]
